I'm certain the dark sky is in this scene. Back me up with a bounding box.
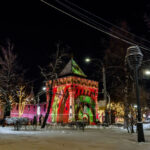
[0,0,149,91]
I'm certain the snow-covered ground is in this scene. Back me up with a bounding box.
[0,125,150,150]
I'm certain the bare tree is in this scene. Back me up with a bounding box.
[103,21,150,132]
[102,21,136,130]
[40,43,68,128]
[0,40,21,125]
[144,2,150,32]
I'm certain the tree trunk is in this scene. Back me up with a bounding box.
[41,80,53,128]
[124,103,129,128]
[130,116,134,133]
[2,101,10,127]
[2,107,6,127]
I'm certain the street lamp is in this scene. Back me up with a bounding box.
[85,57,91,63]
[126,45,145,142]
[84,57,107,101]
[84,57,109,124]
[144,70,150,75]
[37,86,46,118]
[42,86,46,91]
[107,93,111,124]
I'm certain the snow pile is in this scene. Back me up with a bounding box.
[143,123,150,129]
[0,126,40,135]
[5,117,29,125]
[5,117,17,124]
[0,126,69,136]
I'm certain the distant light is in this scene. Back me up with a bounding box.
[85,58,91,63]
[37,106,40,115]
[145,70,150,75]
[143,114,146,118]
[134,105,137,108]
[42,86,46,91]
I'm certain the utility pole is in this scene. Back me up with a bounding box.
[85,58,109,124]
[36,88,46,123]
[37,95,40,121]
[107,93,111,125]
[102,66,107,102]
[102,66,108,124]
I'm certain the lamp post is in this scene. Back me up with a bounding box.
[85,57,109,124]
[36,86,46,119]
[107,93,111,125]
[126,45,145,142]
[85,58,107,101]
[37,96,40,115]
[144,70,150,75]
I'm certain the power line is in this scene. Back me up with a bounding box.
[63,0,150,45]
[56,0,150,52]
[56,0,150,53]
[40,0,150,53]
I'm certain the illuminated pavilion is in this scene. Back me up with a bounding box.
[47,59,99,124]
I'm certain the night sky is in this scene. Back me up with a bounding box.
[0,0,149,91]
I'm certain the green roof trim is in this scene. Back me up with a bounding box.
[59,58,87,77]
[72,59,87,77]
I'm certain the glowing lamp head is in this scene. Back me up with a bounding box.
[85,58,91,63]
[145,70,150,75]
[126,46,143,69]
[42,86,46,91]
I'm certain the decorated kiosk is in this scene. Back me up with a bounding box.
[47,59,99,124]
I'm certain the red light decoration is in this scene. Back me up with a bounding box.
[47,76,99,124]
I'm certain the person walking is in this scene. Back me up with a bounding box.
[39,114,43,125]
[33,115,37,130]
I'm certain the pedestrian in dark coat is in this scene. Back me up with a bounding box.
[33,115,37,130]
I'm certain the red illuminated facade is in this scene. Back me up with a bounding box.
[47,59,99,124]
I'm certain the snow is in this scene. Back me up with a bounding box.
[0,125,150,150]
[143,123,150,129]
